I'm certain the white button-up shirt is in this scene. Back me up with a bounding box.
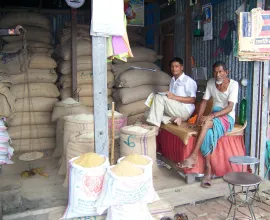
[169,73,197,114]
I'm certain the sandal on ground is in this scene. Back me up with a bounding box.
[201,176,212,188]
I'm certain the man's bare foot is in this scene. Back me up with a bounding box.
[170,117,182,126]
[177,155,198,169]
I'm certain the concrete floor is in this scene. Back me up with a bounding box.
[2,152,270,220]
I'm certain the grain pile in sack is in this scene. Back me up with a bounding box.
[94,161,155,220]
[0,12,60,153]
[51,98,90,158]
[56,24,114,108]
[120,125,157,166]
[0,118,14,165]
[118,154,160,203]
[61,153,110,219]
[58,114,94,175]
[107,110,127,139]
[112,46,168,125]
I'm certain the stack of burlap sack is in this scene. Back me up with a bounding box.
[112,46,170,125]
[0,12,59,152]
[56,23,114,112]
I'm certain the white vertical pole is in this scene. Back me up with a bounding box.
[92,36,108,156]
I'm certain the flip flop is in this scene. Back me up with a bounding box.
[201,176,212,188]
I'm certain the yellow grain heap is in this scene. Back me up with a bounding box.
[111,161,143,177]
[123,154,150,165]
[73,152,105,168]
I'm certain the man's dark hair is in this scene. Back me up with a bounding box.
[212,61,227,71]
[170,57,184,66]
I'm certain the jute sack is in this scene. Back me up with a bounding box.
[15,97,58,112]
[11,83,60,99]
[112,85,168,105]
[60,87,112,99]
[120,125,157,161]
[7,112,52,126]
[63,132,95,188]
[79,96,113,107]
[56,39,92,60]
[10,69,57,85]
[58,114,94,175]
[2,26,52,44]
[115,69,171,88]
[52,98,89,122]
[127,113,145,125]
[60,70,114,88]
[57,56,92,75]
[1,41,53,54]
[8,124,56,139]
[113,47,159,64]
[118,100,148,117]
[112,62,160,78]
[54,118,65,158]
[0,86,16,118]
[11,137,55,152]
[29,53,57,69]
[0,52,29,75]
[0,12,51,30]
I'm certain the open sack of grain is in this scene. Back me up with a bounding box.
[0,12,60,153]
[112,46,168,125]
[58,114,94,175]
[61,153,110,219]
[95,160,156,220]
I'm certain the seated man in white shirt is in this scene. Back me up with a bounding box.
[177,61,239,188]
[146,57,197,127]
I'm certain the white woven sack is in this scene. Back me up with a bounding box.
[117,155,159,204]
[61,156,110,219]
[106,203,153,220]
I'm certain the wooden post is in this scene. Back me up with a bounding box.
[92,36,108,156]
[110,102,115,164]
[185,0,192,75]
[71,8,77,100]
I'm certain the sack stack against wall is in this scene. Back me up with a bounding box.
[0,12,59,152]
[112,46,170,125]
[56,24,114,112]
[127,26,145,46]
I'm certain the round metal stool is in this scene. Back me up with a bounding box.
[223,172,262,220]
[229,156,260,173]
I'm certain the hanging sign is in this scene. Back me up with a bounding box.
[202,4,213,41]
[65,0,85,8]
[125,0,144,27]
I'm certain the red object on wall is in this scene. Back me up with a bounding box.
[156,129,246,176]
